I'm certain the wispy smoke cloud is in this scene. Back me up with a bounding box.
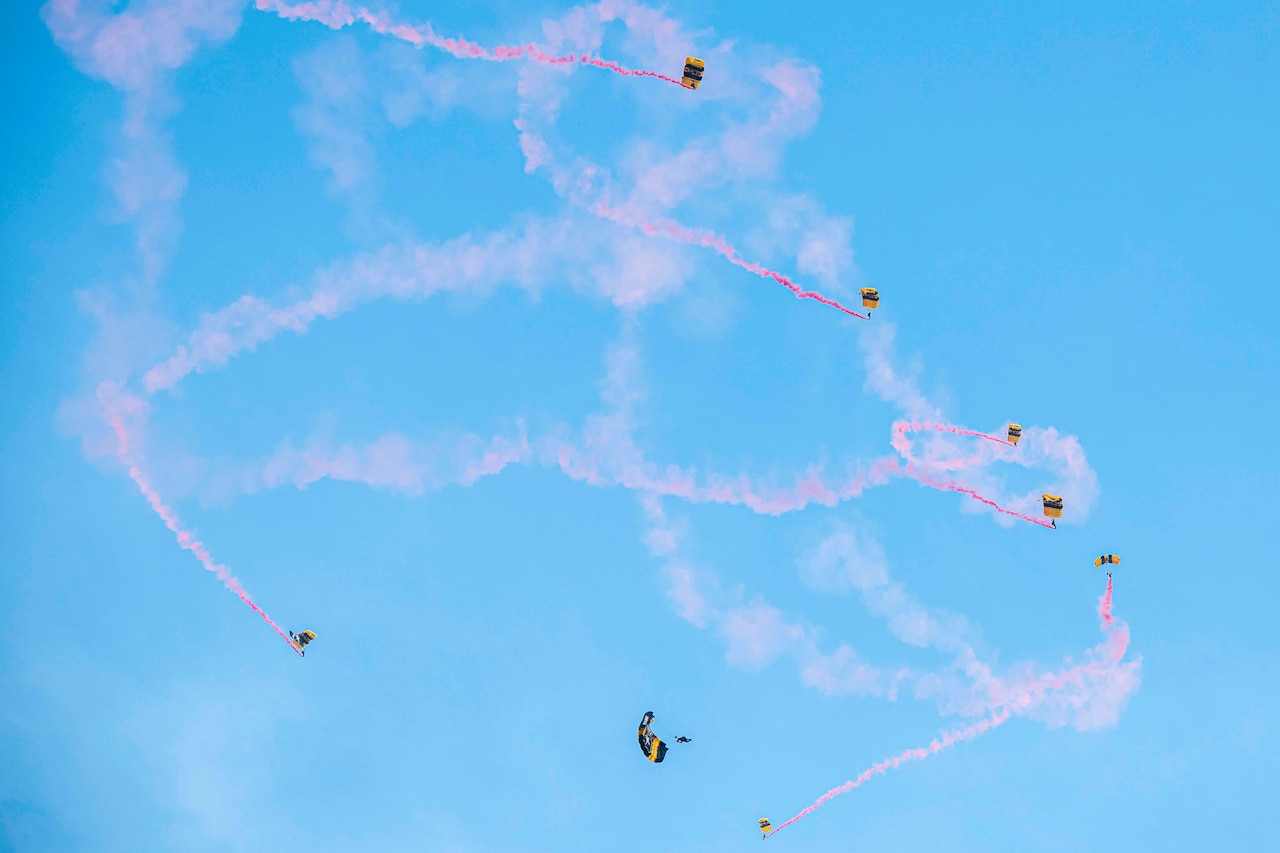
[42,0,245,285]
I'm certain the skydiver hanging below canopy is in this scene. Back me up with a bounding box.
[1042,494,1064,528]
[681,57,705,89]
[860,288,879,313]
[637,712,690,763]
[289,629,316,656]
[1095,554,1120,577]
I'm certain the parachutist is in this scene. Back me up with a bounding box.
[1095,554,1120,573]
[290,630,316,656]
[1042,494,1063,526]
[638,712,692,762]
[680,57,704,89]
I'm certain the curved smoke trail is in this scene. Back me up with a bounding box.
[256,0,685,85]
[891,421,1054,528]
[257,1,862,322]
[767,575,1130,837]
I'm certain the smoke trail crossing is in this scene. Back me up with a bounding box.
[891,421,1055,528]
[767,575,1132,836]
[256,0,685,85]
[262,2,866,334]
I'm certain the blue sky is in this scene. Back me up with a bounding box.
[2,1,1277,850]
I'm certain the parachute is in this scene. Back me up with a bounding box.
[289,629,316,656]
[637,711,669,763]
[1042,494,1063,527]
[759,818,772,838]
[1095,554,1120,576]
[860,287,879,310]
[1007,423,1022,446]
[681,57,705,90]
[637,711,690,763]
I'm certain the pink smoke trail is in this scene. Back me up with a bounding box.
[249,422,1041,524]
[1099,575,1114,630]
[768,576,1131,836]
[905,465,1055,529]
[891,420,1009,471]
[562,442,1045,526]
[256,0,685,85]
[766,710,1012,838]
[969,576,1133,722]
[553,442,904,515]
[592,202,869,319]
[888,421,1053,529]
[892,420,1012,450]
[102,396,302,656]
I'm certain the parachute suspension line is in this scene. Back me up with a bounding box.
[256,0,685,85]
[104,410,302,657]
[591,203,869,320]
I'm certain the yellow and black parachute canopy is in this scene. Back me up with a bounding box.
[637,711,668,763]
[758,818,773,835]
[681,57,704,89]
[1007,423,1022,445]
[1042,494,1064,519]
[1094,554,1120,567]
[860,287,879,309]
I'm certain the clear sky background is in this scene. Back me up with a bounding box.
[2,1,1277,850]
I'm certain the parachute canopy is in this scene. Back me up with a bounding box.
[290,629,316,656]
[759,818,773,837]
[681,57,705,90]
[1042,494,1064,519]
[637,711,668,763]
[1094,554,1120,568]
[860,287,879,309]
[1007,423,1022,446]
